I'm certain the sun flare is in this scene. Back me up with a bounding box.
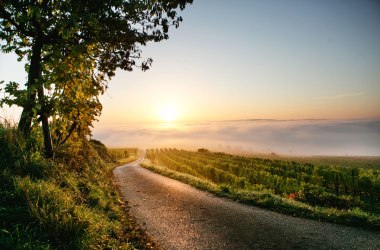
[159,105,178,122]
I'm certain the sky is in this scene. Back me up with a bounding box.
[95,0,380,124]
[1,0,380,124]
[1,1,380,154]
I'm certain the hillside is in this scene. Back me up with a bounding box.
[0,124,157,249]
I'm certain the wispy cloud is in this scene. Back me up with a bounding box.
[318,92,365,100]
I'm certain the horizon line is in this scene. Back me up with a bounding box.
[94,117,380,126]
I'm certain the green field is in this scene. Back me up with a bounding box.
[109,147,140,164]
[144,148,380,229]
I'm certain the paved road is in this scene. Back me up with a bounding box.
[114,154,380,250]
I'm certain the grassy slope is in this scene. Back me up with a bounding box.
[141,158,380,230]
[0,126,157,249]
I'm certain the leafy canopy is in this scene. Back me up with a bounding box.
[0,0,192,156]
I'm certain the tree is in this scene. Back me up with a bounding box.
[0,0,192,157]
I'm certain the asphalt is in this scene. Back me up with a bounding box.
[113,155,380,250]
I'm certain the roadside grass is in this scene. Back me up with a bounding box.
[141,159,380,230]
[0,123,157,249]
[109,148,140,165]
[142,159,218,192]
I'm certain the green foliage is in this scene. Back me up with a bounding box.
[109,148,140,165]
[0,0,193,157]
[301,184,356,209]
[15,177,90,248]
[0,124,156,249]
[145,148,380,229]
[89,139,115,163]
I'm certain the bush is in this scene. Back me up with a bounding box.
[302,184,354,209]
[197,148,209,153]
[90,139,115,162]
[219,184,230,193]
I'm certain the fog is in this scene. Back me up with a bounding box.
[93,119,380,156]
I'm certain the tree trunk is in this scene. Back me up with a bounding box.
[18,41,42,137]
[18,38,53,158]
[37,86,53,158]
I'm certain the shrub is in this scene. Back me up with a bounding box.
[197,148,209,153]
[302,184,354,209]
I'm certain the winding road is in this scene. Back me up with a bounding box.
[113,153,380,250]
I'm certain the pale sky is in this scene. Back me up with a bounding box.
[1,0,380,125]
[98,0,380,124]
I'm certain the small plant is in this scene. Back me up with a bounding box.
[287,191,301,200]
[219,184,230,193]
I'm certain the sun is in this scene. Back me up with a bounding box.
[159,105,178,122]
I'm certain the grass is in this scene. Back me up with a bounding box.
[142,159,218,192]
[0,124,157,249]
[109,148,140,165]
[141,157,380,230]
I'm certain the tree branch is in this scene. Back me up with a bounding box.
[59,121,77,146]
[0,7,34,37]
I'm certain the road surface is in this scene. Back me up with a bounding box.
[113,153,380,250]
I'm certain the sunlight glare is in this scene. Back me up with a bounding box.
[159,105,178,122]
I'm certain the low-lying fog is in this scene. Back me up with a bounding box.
[93,119,380,156]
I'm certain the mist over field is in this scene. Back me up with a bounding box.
[94,119,380,156]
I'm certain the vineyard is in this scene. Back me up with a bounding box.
[145,149,380,222]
